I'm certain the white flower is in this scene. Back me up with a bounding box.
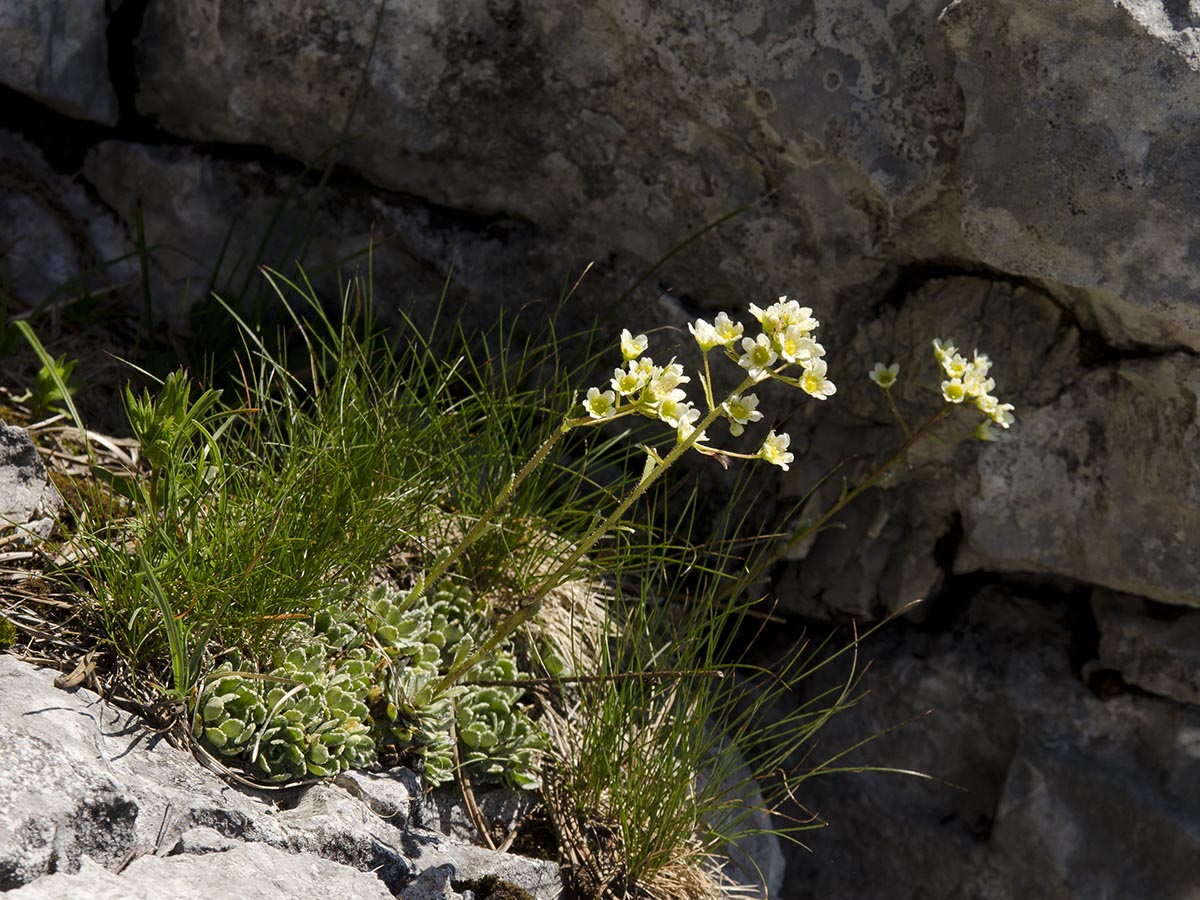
[962,364,995,399]
[932,338,958,365]
[611,365,646,397]
[991,402,1015,429]
[974,395,1014,429]
[647,360,690,400]
[800,358,836,400]
[722,392,763,436]
[749,297,817,337]
[738,334,778,381]
[620,329,648,362]
[758,430,794,471]
[712,312,744,346]
[869,362,899,389]
[941,378,966,404]
[629,357,656,382]
[975,393,999,417]
[933,343,1013,427]
[942,352,968,379]
[677,419,709,444]
[748,302,779,334]
[657,395,698,429]
[777,299,818,333]
[777,326,823,365]
[688,318,722,352]
[584,386,617,419]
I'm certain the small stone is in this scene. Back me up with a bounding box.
[0,0,118,124]
[0,423,62,544]
[1093,589,1200,707]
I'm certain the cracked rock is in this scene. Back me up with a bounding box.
[0,0,118,124]
[0,422,61,544]
[0,655,562,899]
[1092,588,1200,707]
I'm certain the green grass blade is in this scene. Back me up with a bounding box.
[14,320,92,463]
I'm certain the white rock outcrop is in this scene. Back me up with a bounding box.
[0,655,560,899]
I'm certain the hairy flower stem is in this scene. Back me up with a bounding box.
[409,420,572,604]
[723,403,952,604]
[433,378,756,695]
[884,388,912,440]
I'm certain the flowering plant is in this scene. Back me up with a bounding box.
[413,303,1017,695]
[712,336,1016,599]
[582,296,834,472]
[411,297,837,691]
[27,261,1020,896]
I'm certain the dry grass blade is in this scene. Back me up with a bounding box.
[29,423,141,474]
[528,573,615,678]
[539,688,755,900]
[450,698,499,851]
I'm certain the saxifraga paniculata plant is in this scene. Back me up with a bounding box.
[54,265,1017,900]
[193,580,546,788]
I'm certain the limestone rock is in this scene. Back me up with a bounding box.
[0,655,562,899]
[942,0,1200,350]
[428,782,538,846]
[0,652,285,890]
[1092,588,1200,706]
[118,0,1200,359]
[402,838,559,900]
[80,139,632,338]
[773,275,1080,619]
[769,585,1200,900]
[401,864,469,900]
[133,0,965,303]
[769,272,1198,623]
[0,130,134,314]
[959,354,1200,609]
[8,842,397,900]
[0,0,118,124]
[0,423,61,543]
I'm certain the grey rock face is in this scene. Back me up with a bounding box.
[959,353,1200,609]
[775,270,1200,621]
[0,0,118,124]
[402,864,469,900]
[123,0,1200,359]
[0,131,134,314]
[133,0,964,303]
[774,275,1081,619]
[80,139,633,338]
[771,585,1200,900]
[0,655,561,899]
[1093,588,1200,706]
[6,843,397,900]
[0,423,61,543]
[942,0,1200,350]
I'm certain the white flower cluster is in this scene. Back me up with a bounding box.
[583,327,704,440]
[932,338,1014,430]
[579,298,835,472]
[721,297,836,400]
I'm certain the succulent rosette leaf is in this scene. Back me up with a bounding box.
[190,574,546,789]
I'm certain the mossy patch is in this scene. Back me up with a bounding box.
[0,616,17,649]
